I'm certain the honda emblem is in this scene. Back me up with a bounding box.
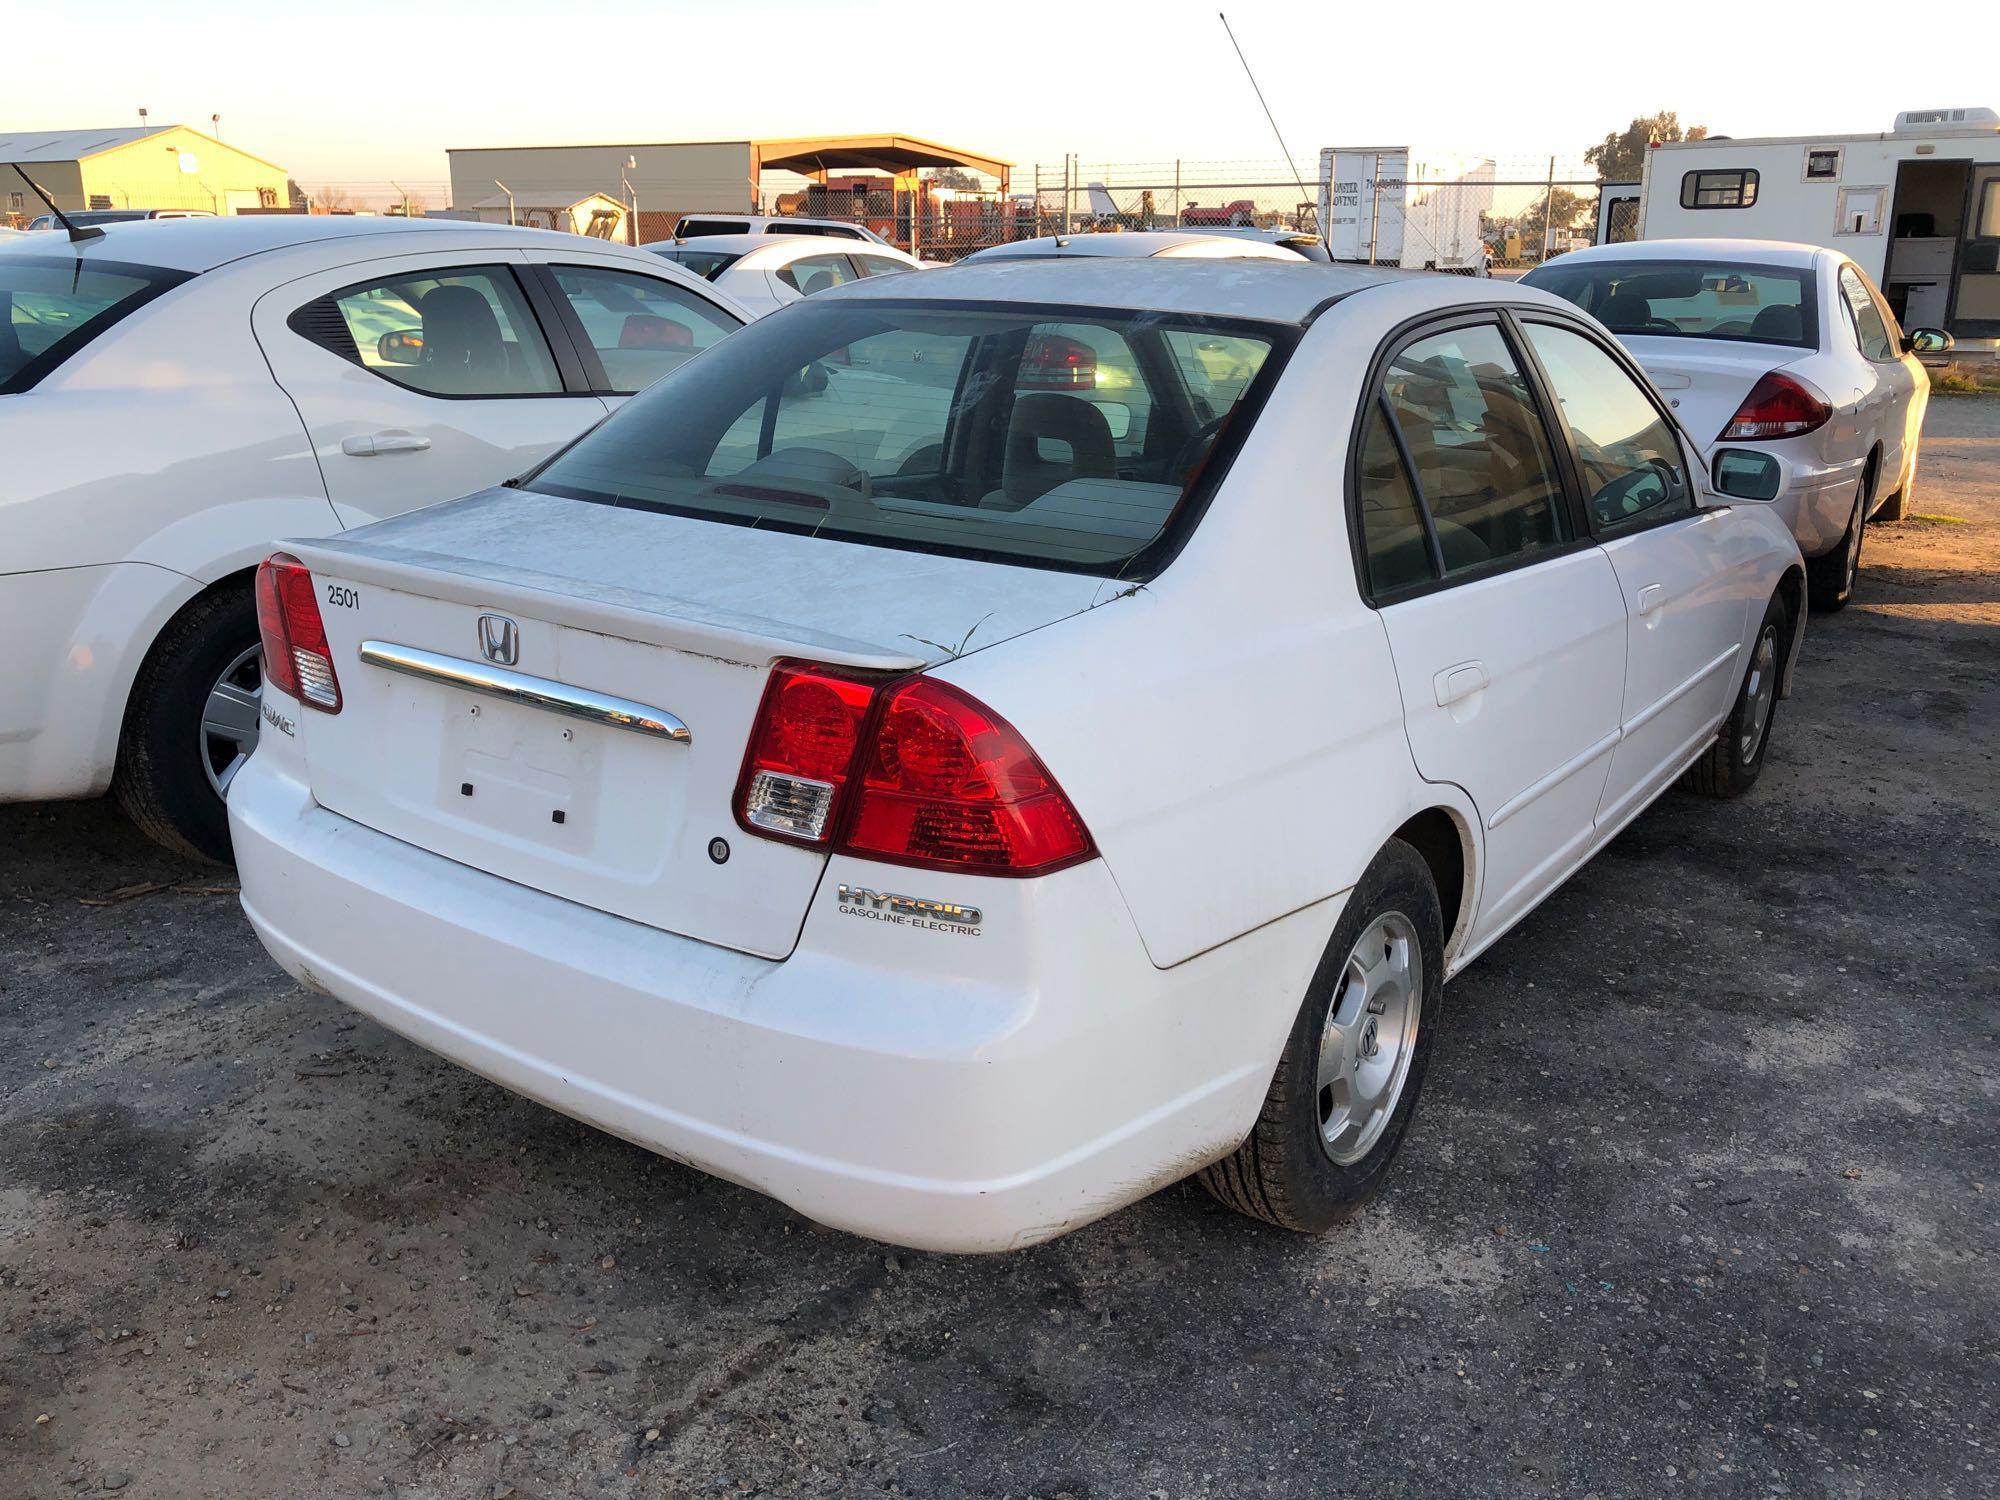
[477,614,520,666]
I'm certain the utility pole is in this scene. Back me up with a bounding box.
[621,155,639,245]
[1539,155,1557,264]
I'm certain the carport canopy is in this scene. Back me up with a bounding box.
[754,135,1011,192]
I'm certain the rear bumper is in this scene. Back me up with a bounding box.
[1740,448,1866,559]
[229,755,1332,1251]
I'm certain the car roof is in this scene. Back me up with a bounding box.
[648,233,906,258]
[961,231,1302,263]
[812,256,1559,325]
[1545,238,1824,269]
[0,215,603,274]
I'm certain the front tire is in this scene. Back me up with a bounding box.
[1198,839,1446,1232]
[113,585,262,863]
[1680,590,1787,800]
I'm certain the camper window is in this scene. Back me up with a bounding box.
[1977,181,2000,239]
[1804,148,1843,182]
[1680,169,1759,210]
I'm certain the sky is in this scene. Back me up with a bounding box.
[8,0,1996,189]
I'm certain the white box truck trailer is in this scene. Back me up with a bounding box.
[1634,107,2000,347]
[1317,147,1494,272]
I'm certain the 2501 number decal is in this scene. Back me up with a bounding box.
[324,584,360,610]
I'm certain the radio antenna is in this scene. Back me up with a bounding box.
[8,164,103,243]
[1218,12,1312,213]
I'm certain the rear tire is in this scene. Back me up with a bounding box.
[1876,448,1913,522]
[1807,480,1867,612]
[1198,839,1445,1232]
[113,585,261,864]
[1680,591,1787,800]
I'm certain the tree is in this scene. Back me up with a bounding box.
[925,167,984,192]
[311,185,351,214]
[1586,112,1710,183]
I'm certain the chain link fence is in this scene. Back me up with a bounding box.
[4,161,1626,270]
[1027,157,1610,273]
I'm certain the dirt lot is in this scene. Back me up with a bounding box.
[3,400,1996,1499]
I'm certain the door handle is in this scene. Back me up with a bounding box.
[1636,583,1665,616]
[1433,661,1489,707]
[341,431,432,457]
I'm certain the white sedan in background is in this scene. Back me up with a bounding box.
[1524,239,1951,609]
[231,260,1803,1251]
[0,216,746,860]
[958,230,1305,264]
[645,234,921,318]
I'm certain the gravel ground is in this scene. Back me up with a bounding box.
[3,399,1996,1499]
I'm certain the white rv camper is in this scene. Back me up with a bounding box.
[1317,147,1494,272]
[1635,107,2000,346]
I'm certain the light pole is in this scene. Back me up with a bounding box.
[620,155,639,246]
[494,179,515,226]
[211,113,221,141]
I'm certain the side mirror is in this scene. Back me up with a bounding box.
[377,330,424,365]
[1712,448,1782,502]
[1903,327,1953,355]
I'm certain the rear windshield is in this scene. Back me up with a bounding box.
[1,255,190,393]
[526,298,1292,579]
[1524,259,1816,349]
[677,219,749,238]
[654,247,741,281]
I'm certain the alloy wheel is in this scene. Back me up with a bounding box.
[200,645,263,799]
[1315,911,1423,1166]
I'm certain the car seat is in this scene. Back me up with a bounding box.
[418,284,510,393]
[1749,304,1802,343]
[985,394,1117,509]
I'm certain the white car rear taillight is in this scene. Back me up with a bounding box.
[734,661,1094,876]
[254,552,342,713]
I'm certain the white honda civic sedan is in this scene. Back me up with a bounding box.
[230,260,1804,1251]
[645,234,921,318]
[0,216,747,859]
[1523,239,1951,611]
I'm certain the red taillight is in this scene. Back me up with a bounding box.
[1018,333,1097,391]
[1718,371,1831,441]
[254,552,341,713]
[736,663,876,843]
[844,678,1094,875]
[733,662,1094,876]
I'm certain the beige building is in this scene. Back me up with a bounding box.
[0,125,290,221]
[446,135,1011,245]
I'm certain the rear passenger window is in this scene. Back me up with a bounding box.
[1382,324,1569,577]
[1519,322,1689,527]
[550,266,740,394]
[303,266,561,397]
[1356,405,1435,594]
[775,255,859,296]
[1838,265,1895,361]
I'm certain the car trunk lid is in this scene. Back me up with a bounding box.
[1615,336,1801,449]
[283,488,1114,960]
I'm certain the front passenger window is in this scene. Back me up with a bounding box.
[1520,323,1689,527]
[1382,325,1569,576]
[550,266,740,394]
